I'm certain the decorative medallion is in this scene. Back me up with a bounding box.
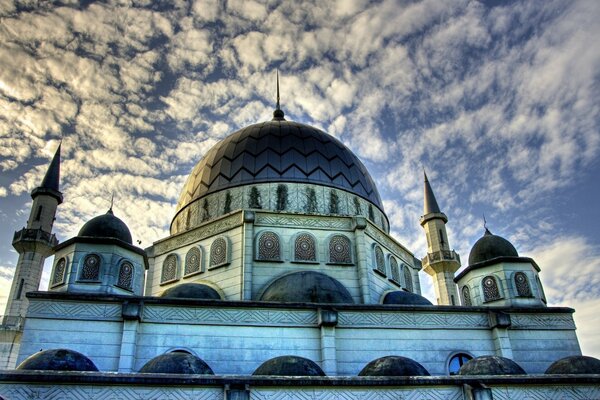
[374,246,385,274]
[482,276,501,301]
[390,257,400,283]
[210,237,228,267]
[52,258,67,286]
[295,233,316,261]
[161,254,178,283]
[117,262,134,290]
[184,247,202,276]
[258,231,281,261]
[403,266,413,292]
[80,254,100,281]
[515,272,532,297]
[329,235,351,264]
[462,286,472,306]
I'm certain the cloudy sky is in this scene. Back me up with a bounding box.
[0,0,599,358]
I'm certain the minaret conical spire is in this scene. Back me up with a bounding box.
[40,142,61,192]
[272,70,285,121]
[423,170,441,215]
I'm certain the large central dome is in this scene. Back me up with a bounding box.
[173,119,385,233]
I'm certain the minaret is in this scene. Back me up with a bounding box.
[419,171,460,305]
[4,144,63,325]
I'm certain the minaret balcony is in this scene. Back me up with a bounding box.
[13,228,58,249]
[422,249,460,267]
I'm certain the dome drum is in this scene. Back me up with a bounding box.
[172,183,389,234]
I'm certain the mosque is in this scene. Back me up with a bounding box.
[0,93,599,399]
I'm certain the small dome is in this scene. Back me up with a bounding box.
[545,355,600,374]
[253,355,325,376]
[78,209,132,244]
[260,271,354,304]
[161,283,222,300]
[459,355,526,376]
[139,352,214,374]
[382,291,433,305]
[16,349,98,371]
[358,356,430,376]
[468,229,518,265]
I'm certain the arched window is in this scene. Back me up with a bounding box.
[482,275,501,302]
[184,247,203,277]
[462,286,472,306]
[514,272,532,297]
[116,262,134,290]
[80,254,101,281]
[448,353,473,375]
[210,237,229,269]
[328,235,352,264]
[294,233,316,262]
[161,254,178,284]
[51,257,67,287]
[403,266,413,292]
[257,231,281,261]
[390,256,400,283]
[374,245,385,275]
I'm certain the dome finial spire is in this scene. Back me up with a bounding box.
[108,192,114,215]
[483,213,491,235]
[272,69,285,121]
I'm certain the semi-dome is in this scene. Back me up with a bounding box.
[161,283,222,300]
[545,355,600,374]
[358,356,430,376]
[174,120,383,224]
[458,355,526,376]
[78,208,132,244]
[253,355,325,376]
[260,271,354,304]
[139,352,214,374]
[468,228,518,265]
[382,290,433,305]
[16,349,98,371]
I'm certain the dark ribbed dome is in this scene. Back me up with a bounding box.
[382,290,433,305]
[16,349,98,372]
[358,356,430,376]
[253,355,325,376]
[78,209,132,244]
[458,355,526,376]
[161,283,222,300]
[139,352,214,374]
[260,271,354,304]
[468,229,518,265]
[545,355,600,374]
[175,120,383,217]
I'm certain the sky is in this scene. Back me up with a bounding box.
[0,0,599,358]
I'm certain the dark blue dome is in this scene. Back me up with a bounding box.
[253,355,325,376]
[16,349,98,371]
[260,271,354,304]
[175,120,383,218]
[382,290,433,305]
[545,355,600,374]
[78,209,132,244]
[358,356,430,376]
[139,352,214,374]
[468,229,518,265]
[459,355,526,376]
[161,283,222,300]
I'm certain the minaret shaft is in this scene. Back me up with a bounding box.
[420,172,460,306]
[3,145,61,324]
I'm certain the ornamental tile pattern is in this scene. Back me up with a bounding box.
[462,286,472,306]
[329,235,352,264]
[116,262,134,290]
[161,254,178,283]
[482,276,501,302]
[374,246,385,274]
[210,237,228,268]
[257,231,281,261]
[185,247,203,276]
[390,257,400,283]
[403,266,413,292]
[51,258,66,286]
[514,272,532,297]
[80,254,100,281]
[294,233,316,261]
